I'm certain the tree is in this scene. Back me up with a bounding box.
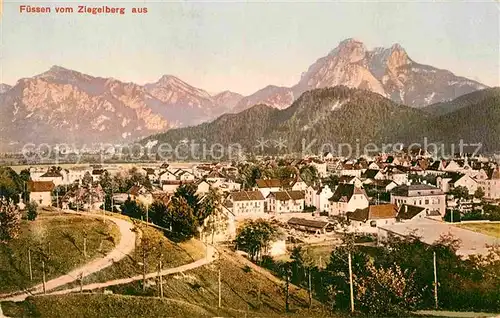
[0,199,21,242]
[200,187,224,243]
[354,263,422,316]
[174,183,200,213]
[474,187,485,200]
[148,200,168,226]
[167,196,198,239]
[444,209,461,223]
[300,165,319,186]
[449,186,470,201]
[289,245,314,284]
[121,197,146,219]
[26,201,38,221]
[234,219,282,262]
[82,172,93,187]
[0,167,23,203]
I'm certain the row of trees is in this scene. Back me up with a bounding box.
[235,219,500,316]
[120,184,223,241]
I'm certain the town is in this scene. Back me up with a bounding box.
[1,149,499,317]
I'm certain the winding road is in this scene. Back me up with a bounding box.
[0,211,217,304]
[0,211,137,302]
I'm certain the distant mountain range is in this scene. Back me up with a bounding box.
[144,86,500,155]
[0,38,492,150]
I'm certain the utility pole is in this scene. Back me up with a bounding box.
[158,259,163,298]
[433,251,438,309]
[28,248,33,281]
[218,268,222,308]
[308,268,312,308]
[348,251,354,313]
[83,236,87,258]
[142,247,147,292]
[42,260,46,295]
[285,267,290,312]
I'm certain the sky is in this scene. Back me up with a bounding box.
[1,0,499,95]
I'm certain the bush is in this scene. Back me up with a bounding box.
[26,202,38,221]
[444,209,461,222]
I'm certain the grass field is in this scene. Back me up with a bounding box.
[54,224,206,291]
[88,249,329,316]
[0,213,120,294]
[1,293,336,318]
[456,223,500,238]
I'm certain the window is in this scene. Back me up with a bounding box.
[370,220,377,227]
[425,200,429,204]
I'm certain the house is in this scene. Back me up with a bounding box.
[314,185,334,213]
[361,169,385,181]
[142,168,158,183]
[291,176,308,191]
[396,204,428,222]
[338,176,363,188]
[347,204,398,232]
[127,185,153,206]
[390,184,446,216]
[227,191,265,217]
[310,158,327,177]
[287,217,334,235]
[196,180,211,195]
[159,170,177,183]
[370,180,399,192]
[27,181,54,206]
[266,190,305,214]
[478,167,500,200]
[255,179,282,198]
[328,184,369,216]
[37,170,64,186]
[91,169,106,182]
[200,196,236,243]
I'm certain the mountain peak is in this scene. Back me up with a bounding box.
[329,38,367,63]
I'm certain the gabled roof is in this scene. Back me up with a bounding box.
[28,181,55,192]
[255,179,282,188]
[230,191,264,201]
[287,217,329,229]
[40,170,63,178]
[329,184,367,202]
[347,204,398,222]
[142,168,155,175]
[397,204,426,220]
[361,169,381,179]
[92,169,106,175]
[491,167,500,180]
[268,190,305,201]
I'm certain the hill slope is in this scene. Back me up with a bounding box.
[144,87,500,156]
[144,86,429,156]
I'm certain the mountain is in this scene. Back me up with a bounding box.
[422,88,499,116]
[0,67,243,149]
[232,85,295,113]
[234,38,488,112]
[143,86,429,155]
[0,84,12,94]
[0,66,172,148]
[144,76,240,126]
[422,87,500,152]
[144,87,500,156]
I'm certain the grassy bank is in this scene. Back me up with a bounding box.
[456,223,500,238]
[54,224,205,291]
[0,213,120,294]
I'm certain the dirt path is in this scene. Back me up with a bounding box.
[0,211,137,302]
[45,244,217,295]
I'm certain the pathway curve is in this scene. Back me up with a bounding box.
[45,244,217,296]
[0,211,137,302]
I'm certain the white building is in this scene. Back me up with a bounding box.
[329,184,369,216]
[28,181,54,206]
[390,184,446,216]
[227,191,265,217]
[478,167,500,200]
[347,204,398,233]
[266,190,305,214]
